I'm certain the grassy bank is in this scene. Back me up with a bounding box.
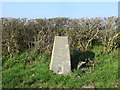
[2,46,119,88]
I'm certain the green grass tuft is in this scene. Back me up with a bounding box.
[2,46,119,88]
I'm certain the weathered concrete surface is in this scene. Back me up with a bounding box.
[50,36,71,75]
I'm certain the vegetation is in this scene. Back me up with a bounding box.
[1,17,119,88]
[2,46,119,88]
[1,17,120,56]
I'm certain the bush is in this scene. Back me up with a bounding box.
[1,17,120,56]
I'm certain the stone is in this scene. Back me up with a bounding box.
[50,36,71,75]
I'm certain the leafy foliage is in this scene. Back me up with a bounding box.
[1,17,120,57]
[1,17,119,88]
[2,46,119,88]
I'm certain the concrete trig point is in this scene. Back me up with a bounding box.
[50,36,71,75]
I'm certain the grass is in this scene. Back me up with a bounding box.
[2,45,119,88]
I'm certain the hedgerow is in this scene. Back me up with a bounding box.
[1,17,120,57]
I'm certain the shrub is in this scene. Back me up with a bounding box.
[1,17,119,56]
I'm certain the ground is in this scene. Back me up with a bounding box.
[2,45,119,88]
